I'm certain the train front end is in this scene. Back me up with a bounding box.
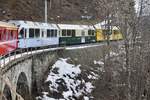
[0,22,18,56]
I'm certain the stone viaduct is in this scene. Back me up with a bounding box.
[0,44,108,100]
[0,49,61,100]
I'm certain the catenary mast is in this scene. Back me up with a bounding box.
[45,0,48,23]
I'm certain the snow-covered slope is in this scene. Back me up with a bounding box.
[36,58,97,100]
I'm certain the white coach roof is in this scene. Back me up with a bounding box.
[58,24,95,30]
[8,20,59,29]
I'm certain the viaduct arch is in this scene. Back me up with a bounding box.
[16,72,30,100]
[0,50,58,100]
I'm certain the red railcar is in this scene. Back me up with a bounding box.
[0,21,18,56]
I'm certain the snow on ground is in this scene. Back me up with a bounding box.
[37,58,95,100]
[94,60,104,65]
[110,52,119,57]
[134,0,140,13]
[93,60,105,72]
[66,43,104,50]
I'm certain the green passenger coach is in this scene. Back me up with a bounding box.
[58,24,96,45]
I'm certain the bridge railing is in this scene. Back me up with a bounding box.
[0,46,64,68]
[0,47,43,68]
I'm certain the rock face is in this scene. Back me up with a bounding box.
[0,0,99,22]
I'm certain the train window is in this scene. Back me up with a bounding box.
[88,30,94,36]
[51,30,54,37]
[8,32,10,40]
[81,31,85,36]
[88,30,91,36]
[0,30,4,41]
[5,31,9,40]
[13,30,17,39]
[19,28,24,39]
[42,30,44,37]
[67,30,71,36]
[2,30,6,41]
[35,29,40,38]
[10,30,13,40]
[52,30,57,37]
[54,33,57,37]
[62,30,66,36]
[1,30,5,41]
[91,30,95,36]
[0,30,2,41]
[29,29,34,38]
[54,30,57,37]
[47,30,51,37]
[0,33,1,41]
[3,30,6,40]
[72,30,75,37]
[24,29,27,38]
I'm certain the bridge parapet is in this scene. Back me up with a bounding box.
[0,47,65,73]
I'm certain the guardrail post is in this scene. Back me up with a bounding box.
[43,47,44,53]
[9,52,11,62]
[35,47,37,54]
[3,56,5,67]
[21,49,22,57]
[27,48,28,55]
[14,50,16,60]
[0,75,2,100]
[36,47,37,53]
[0,54,1,68]
[31,48,32,55]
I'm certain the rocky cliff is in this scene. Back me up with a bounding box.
[0,0,100,23]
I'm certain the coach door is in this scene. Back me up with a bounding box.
[41,29,46,46]
[81,30,85,43]
[18,28,26,48]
